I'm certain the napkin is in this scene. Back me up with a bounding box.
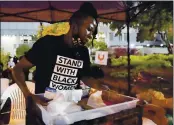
[37,90,83,125]
[87,91,106,108]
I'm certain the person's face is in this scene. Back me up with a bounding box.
[77,16,97,45]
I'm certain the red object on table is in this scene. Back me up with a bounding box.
[103,101,113,106]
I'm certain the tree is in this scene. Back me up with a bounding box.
[94,40,108,51]
[85,32,108,51]
[85,39,108,51]
[109,1,173,54]
[37,22,108,52]
[16,44,30,58]
[0,49,10,70]
[37,22,70,39]
[30,34,38,42]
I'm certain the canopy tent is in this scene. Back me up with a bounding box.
[0,1,133,95]
[0,1,127,23]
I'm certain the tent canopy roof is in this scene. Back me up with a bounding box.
[0,1,127,23]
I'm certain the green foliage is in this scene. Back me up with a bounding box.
[110,71,128,78]
[136,8,173,42]
[111,56,128,67]
[134,54,173,68]
[109,1,173,53]
[137,27,155,42]
[168,34,173,43]
[94,41,108,51]
[167,25,173,43]
[85,39,108,51]
[167,54,173,65]
[30,35,38,42]
[16,44,30,58]
[143,59,171,68]
[1,49,10,70]
[111,54,173,68]
[37,22,70,39]
[110,54,173,79]
[133,66,147,76]
[130,56,145,67]
[29,66,36,72]
[110,70,140,79]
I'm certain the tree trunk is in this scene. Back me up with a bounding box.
[159,32,173,54]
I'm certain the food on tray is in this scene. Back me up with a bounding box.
[143,104,168,125]
[87,91,106,108]
[152,98,173,109]
[136,89,165,103]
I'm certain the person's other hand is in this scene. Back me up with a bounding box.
[30,94,52,106]
[90,66,104,79]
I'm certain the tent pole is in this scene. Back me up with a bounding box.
[40,22,43,37]
[126,8,131,96]
[48,1,54,24]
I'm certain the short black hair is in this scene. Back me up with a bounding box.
[70,2,98,24]
[79,2,98,19]
[79,2,98,37]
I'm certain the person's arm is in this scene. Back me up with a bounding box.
[81,77,108,90]
[12,36,49,106]
[12,57,48,106]
[80,46,108,91]
[12,57,34,97]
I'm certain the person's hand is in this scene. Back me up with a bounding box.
[101,85,110,91]
[26,96,47,125]
[30,94,52,106]
[97,78,110,91]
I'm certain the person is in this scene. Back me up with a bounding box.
[1,61,15,85]
[12,2,107,107]
[7,57,15,68]
[13,56,19,64]
[0,62,3,77]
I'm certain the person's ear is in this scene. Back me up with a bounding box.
[72,22,78,35]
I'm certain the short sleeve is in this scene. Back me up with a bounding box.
[25,36,47,65]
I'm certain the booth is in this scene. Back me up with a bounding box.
[0,1,143,125]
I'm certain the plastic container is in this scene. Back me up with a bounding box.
[52,91,139,125]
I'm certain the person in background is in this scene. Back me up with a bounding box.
[32,70,36,82]
[7,57,15,69]
[13,56,19,64]
[1,68,15,85]
[0,62,3,77]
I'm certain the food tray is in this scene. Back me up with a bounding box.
[52,91,139,125]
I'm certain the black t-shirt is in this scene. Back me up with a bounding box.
[25,35,91,94]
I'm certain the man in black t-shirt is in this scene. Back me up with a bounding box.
[12,2,106,106]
